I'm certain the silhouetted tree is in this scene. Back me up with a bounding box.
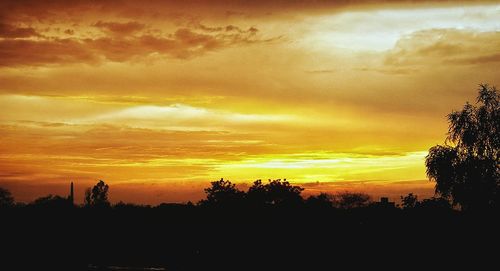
[266,179,304,206]
[84,180,110,207]
[426,84,499,211]
[0,187,14,207]
[306,193,334,209]
[401,193,418,209]
[199,178,245,206]
[333,192,371,209]
[246,179,267,206]
[84,188,92,206]
[247,179,304,206]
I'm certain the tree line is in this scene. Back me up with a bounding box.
[0,178,452,211]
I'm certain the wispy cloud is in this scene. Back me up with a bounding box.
[385,29,500,67]
[89,104,295,130]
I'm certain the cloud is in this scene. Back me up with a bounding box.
[0,38,99,66]
[0,0,490,67]
[0,1,494,22]
[0,24,270,66]
[385,29,500,67]
[0,0,288,67]
[0,23,39,38]
[93,21,146,35]
[0,95,295,132]
[89,104,293,130]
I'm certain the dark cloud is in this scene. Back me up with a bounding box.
[0,0,283,67]
[0,23,39,38]
[0,38,99,66]
[93,21,146,35]
[0,0,490,67]
[0,24,270,66]
[0,1,493,21]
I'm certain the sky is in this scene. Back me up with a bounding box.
[1,0,499,204]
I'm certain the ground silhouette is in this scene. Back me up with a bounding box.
[1,178,498,270]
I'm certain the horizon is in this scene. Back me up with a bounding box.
[1,0,499,205]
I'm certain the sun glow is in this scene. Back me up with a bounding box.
[215,151,428,182]
[0,0,498,204]
[304,4,500,51]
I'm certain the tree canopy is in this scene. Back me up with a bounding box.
[199,178,245,206]
[426,84,499,211]
[333,191,371,209]
[84,180,110,207]
[400,193,418,209]
[247,179,304,206]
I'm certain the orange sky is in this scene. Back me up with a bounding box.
[1,0,499,204]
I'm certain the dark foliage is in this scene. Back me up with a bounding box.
[400,193,451,211]
[198,178,245,206]
[401,193,418,209]
[333,191,371,209]
[306,192,334,209]
[0,187,14,207]
[247,179,304,206]
[426,84,500,211]
[84,180,110,208]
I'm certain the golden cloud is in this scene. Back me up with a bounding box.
[386,29,500,67]
[93,21,146,35]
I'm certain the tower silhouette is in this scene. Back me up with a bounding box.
[69,181,74,205]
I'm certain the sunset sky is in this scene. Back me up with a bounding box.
[1,0,499,204]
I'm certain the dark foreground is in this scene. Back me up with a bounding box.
[1,205,499,270]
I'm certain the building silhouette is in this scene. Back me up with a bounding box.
[375,197,395,208]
